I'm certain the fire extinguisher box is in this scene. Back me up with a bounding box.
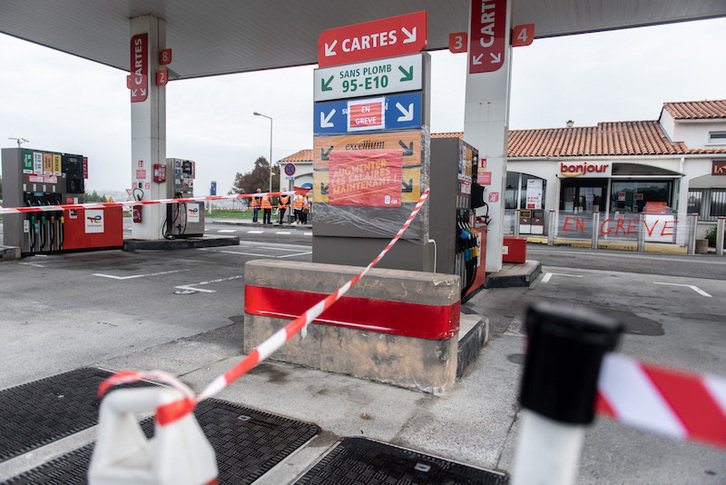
[503,236,527,263]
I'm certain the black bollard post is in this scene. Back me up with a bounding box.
[511,301,623,485]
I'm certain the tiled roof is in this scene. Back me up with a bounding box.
[508,121,726,157]
[280,105,726,162]
[662,99,726,120]
[431,132,464,139]
[279,149,312,163]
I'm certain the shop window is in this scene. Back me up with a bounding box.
[505,172,520,209]
[611,180,673,213]
[688,189,704,215]
[504,172,546,210]
[559,178,606,213]
[688,188,726,221]
[711,189,726,217]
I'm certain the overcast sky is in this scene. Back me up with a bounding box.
[1,16,725,197]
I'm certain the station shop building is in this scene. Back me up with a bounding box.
[279,99,726,241]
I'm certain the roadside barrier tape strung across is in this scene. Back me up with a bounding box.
[97,189,430,416]
[596,352,726,450]
[0,189,309,215]
[198,188,431,401]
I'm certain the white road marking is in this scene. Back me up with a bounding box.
[276,231,292,235]
[653,282,712,297]
[247,230,264,234]
[541,272,583,283]
[277,251,313,258]
[174,275,244,294]
[304,232,313,236]
[217,229,237,233]
[94,269,188,280]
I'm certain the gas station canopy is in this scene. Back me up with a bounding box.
[2,0,725,79]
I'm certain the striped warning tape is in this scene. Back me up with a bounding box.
[0,189,308,215]
[97,189,430,407]
[197,188,431,401]
[597,352,726,449]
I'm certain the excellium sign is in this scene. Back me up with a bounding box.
[559,162,612,178]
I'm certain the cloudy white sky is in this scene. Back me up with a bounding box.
[1,16,725,197]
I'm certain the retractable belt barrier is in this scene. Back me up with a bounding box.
[0,189,309,215]
[511,303,725,485]
[597,352,726,450]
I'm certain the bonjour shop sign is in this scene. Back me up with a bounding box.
[559,161,612,178]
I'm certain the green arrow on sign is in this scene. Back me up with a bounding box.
[321,76,334,91]
[398,65,414,82]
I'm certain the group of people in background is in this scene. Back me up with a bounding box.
[250,189,310,225]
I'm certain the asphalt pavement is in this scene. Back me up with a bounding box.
[0,228,725,484]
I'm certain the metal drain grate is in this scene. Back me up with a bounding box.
[3,398,319,485]
[0,367,129,463]
[294,437,509,485]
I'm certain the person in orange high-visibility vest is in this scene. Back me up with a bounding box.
[301,195,310,224]
[292,194,304,224]
[261,193,272,225]
[251,188,262,223]
[278,194,290,225]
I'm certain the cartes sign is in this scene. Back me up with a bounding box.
[314,92,422,135]
[130,33,148,102]
[318,11,427,68]
[469,0,506,74]
[314,54,422,102]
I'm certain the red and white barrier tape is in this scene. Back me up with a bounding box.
[97,189,430,405]
[597,352,726,449]
[198,188,430,401]
[0,189,308,215]
[90,187,726,450]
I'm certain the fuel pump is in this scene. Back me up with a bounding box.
[164,158,204,238]
[2,147,122,256]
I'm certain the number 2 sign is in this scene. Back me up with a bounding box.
[511,24,534,47]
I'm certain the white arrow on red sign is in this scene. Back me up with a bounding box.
[318,11,427,68]
[469,0,506,74]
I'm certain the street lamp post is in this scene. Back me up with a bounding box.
[253,112,273,192]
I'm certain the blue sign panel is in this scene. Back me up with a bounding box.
[210,181,217,196]
[314,92,422,135]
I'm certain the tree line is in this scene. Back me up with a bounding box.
[229,156,280,195]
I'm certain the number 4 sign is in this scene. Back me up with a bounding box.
[511,24,534,47]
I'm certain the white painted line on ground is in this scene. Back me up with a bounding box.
[277,251,313,258]
[276,231,292,235]
[304,232,313,236]
[19,262,47,268]
[217,229,237,233]
[541,272,584,283]
[174,275,244,294]
[247,230,264,234]
[94,269,188,280]
[653,282,712,297]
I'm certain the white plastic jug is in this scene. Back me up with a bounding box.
[88,386,218,485]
